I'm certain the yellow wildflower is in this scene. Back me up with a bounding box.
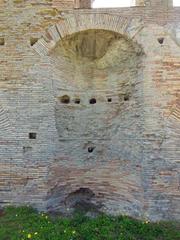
[27,233,32,239]
[34,232,38,235]
[72,230,76,234]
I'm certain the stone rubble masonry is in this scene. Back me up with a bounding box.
[0,0,179,221]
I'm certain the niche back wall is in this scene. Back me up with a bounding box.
[46,29,145,216]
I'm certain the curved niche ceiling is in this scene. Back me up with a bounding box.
[51,30,144,140]
[50,29,143,91]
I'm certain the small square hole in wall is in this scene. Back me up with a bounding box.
[0,38,5,46]
[124,94,130,101]
[89,98,96,104]
[30,37,38,46]
[157,37,164,45]
[29,132,37,139]
[88,147,95,153]
[74,98,81,104]
[60,95,70,104]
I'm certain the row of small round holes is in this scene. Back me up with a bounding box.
[60,95,129,104]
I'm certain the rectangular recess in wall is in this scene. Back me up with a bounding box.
[0,38,5,46]
[29,132,37,139]
[30,37,38,46]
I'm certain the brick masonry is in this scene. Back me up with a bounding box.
[0,0,179,221]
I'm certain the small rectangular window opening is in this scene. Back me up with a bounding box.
[173,0,180,6]
[29,132,37,139]
[92,0,136,8]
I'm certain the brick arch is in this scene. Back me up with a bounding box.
[33,13,144,56]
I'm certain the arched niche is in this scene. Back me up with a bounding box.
[50,29,144,139]
[32,13,144,57]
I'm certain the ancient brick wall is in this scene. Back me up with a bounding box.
[0,0,179,221]
[53,0,91,9]
[53,0,74,9]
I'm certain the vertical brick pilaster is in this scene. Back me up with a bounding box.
[74,0,92,9]
[146,0,173,8]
